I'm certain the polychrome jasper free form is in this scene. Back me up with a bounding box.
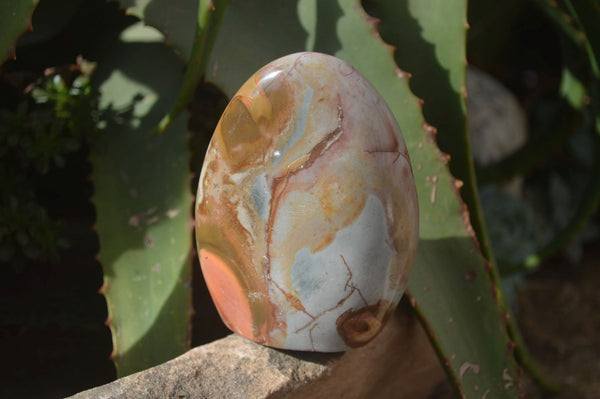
[196,52,419,352]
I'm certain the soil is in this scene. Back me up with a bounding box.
[518,241,600,399]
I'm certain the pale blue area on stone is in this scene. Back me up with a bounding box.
[291,248,327,295]
[252,172,271,219]
[289,195,394,316]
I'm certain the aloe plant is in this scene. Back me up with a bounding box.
[1,0,37,60]
[90,21,193,375]
[4,0,600,397]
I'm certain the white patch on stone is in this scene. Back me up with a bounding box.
[196,160,209,205]
[230,170,250,185]
[236,202,255,242]
[262,70,282,84]
[196,148,217,205]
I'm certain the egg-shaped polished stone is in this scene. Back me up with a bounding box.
[196,52,419,352]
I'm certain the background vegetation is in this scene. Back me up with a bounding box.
[1,0,598,398]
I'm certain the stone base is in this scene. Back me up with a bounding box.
[70,304,451,399]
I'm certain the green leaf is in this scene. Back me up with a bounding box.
[205,0,520,397]
[91,22,192,377]
[154,0,229,134]
[17,0,86,48]
[564,0,600,132]
[373,0,493,259]
[374,1,555,392]
[0,0,38,62]
[561,66,587,110]
[533,0,587,50]
[206,1,308,94]
[565,0,600,77]
[114,1,230,135]
[117,0,198,59]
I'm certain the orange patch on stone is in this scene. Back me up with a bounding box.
[199,249,254,339]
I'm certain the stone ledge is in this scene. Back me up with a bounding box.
[70,305,451,399]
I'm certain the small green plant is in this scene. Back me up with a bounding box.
[0,59,98,269]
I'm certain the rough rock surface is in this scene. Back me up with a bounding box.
[467,66,528,196]
[466,66,527,167]
[70,305,449,399]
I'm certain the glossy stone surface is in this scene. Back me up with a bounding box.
[196,52,419,351]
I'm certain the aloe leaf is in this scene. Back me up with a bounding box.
[373,1,558,392]
[341,3,521,396]
[1,0,38,62]
[154,0,229,134]
[565,0,600,133]
[115,1,228,134]
[565,0,600,77]
[17,0,87,48]
[205,0,520,397]
[91,22,192,377]
[372,0,492,259]
[534,0,587,49]
[117,0,197,59]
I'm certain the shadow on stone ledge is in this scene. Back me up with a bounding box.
[70,301,453,399]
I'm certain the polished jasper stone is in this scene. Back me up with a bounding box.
[196,52,419,351]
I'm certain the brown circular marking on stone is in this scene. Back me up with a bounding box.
[336,301,393,348]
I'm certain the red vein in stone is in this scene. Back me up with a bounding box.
[362,117,411,166]
[363,148,410,166]
[341,255,368,306]
[294,253,366,334]
[273,280,315,319]
[309,323,318,351]
[287,53,309,76]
